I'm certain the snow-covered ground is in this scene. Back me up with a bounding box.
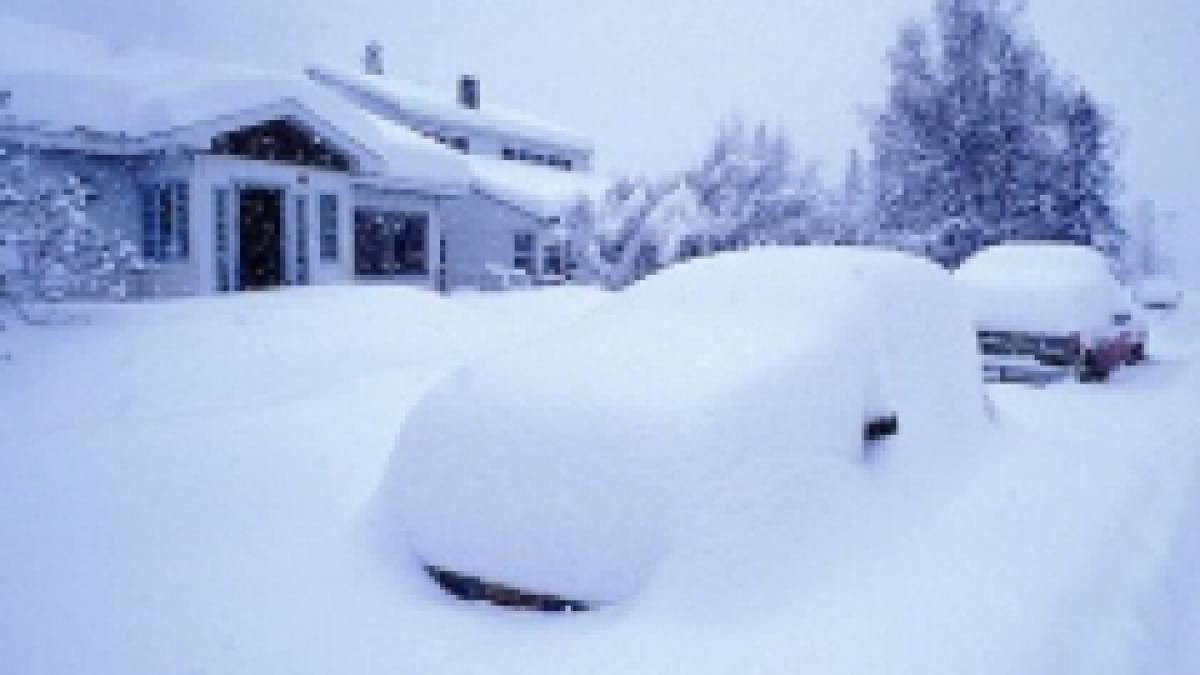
[1,283,1198,675]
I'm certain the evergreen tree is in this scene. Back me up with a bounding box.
[1055,89,1120,252]
[869,0,1123,266]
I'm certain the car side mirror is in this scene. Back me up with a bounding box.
[864,413,899,442]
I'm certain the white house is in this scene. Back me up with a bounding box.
[0,19,606,295]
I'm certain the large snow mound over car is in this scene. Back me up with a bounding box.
[374,247,987,606]
[956,242,1125,334]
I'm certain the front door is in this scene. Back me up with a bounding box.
[238,187,284,290]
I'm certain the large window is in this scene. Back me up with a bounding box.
[211,119,351,171]
[140,182,190,263]
[514,232,536,276]
[319,194,338,262]
[353,210,428,277]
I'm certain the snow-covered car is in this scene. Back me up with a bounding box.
[374,247,988,611]
[956,243,1134,382]
[1113,289,1152,362]
[1133,275,1183,311]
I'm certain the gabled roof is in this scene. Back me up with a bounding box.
[0,16,469,193]
[0,16,609,205]
[307,66,592,154]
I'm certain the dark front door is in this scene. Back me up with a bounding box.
[239,187,284,290]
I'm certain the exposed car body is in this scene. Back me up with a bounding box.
[956,243,1135,382]
[375,247,988,610]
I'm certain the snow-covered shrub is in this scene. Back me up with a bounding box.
[566,121,831,289]
[0,148,140,321]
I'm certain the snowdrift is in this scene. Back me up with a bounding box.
[374,247,987,607]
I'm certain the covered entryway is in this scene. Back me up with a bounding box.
[239,187,285,290]
[354,209,429,278]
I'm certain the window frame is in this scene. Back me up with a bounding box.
[318,193,339,262]
[139,182,191,263]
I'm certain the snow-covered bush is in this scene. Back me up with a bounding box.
[0,149,140,321]
[566,120,830,288]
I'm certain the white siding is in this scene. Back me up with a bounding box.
[441,190,545,287]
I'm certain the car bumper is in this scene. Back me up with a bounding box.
[982,356,1071,383]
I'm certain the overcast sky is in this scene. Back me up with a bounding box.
[5,0,1199,274]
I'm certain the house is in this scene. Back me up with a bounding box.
[0,18,606,295]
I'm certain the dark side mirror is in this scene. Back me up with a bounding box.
[864,414,900,442]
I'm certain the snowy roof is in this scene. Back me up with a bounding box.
[465,154,610,219]
[379,247,986,604]
[306,66,592,153]
[0,16,469,193]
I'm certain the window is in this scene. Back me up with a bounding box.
[450,137,469,153]
[319,194,338,261]
[173,183,189,259]
[139,185,159,262]
[210,119,351,171]
[502,147,516,160]
[395,213,428,275]
[514,232,536,275]
[214,188,232,292]
[140,182,190,263]
[295,196,310,284]
[543,243,563,276]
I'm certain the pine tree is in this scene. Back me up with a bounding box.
[868,0,1124,267]
[1055,89,1120,252]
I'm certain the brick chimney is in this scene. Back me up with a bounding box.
[364,41,384,76]
[458,75,479,110]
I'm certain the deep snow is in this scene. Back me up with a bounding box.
[1,277,1198,675]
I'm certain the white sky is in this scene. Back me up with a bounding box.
[5,0,1199,276]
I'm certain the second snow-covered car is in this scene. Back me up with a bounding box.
[373,247,989,611]
[956,242,1135,382]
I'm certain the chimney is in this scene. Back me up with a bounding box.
[364,41,384,76]
[458,75,479,110]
